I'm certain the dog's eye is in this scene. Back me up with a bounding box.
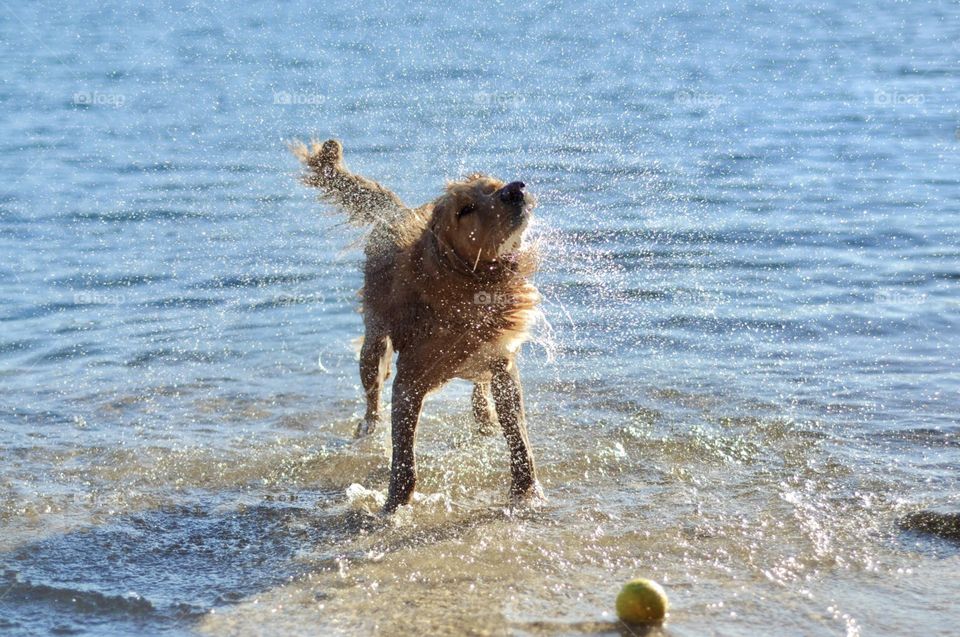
[457,204,476,218]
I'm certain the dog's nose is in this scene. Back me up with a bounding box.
[500,181,526,204]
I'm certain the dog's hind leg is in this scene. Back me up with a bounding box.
[356,332,392,437]
[491,358,542,502]
[471,382,498,436]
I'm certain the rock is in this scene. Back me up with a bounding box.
[899,508,960,542]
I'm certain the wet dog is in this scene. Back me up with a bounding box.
[292,139,543,513]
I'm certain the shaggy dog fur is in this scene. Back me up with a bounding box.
[292,139,543,512]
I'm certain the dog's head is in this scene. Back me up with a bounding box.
[430,175,536,266]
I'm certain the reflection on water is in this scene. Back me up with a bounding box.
[1,0,959,634]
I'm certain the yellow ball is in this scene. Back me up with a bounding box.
[615,578,669,624]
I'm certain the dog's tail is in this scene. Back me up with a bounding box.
[291,139,408,226]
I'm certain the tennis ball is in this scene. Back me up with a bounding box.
[615,578,669,624]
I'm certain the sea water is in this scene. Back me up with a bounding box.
[1,1,958,635]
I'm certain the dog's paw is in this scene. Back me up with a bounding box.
[354,416,379,438]
[510,481,546,507]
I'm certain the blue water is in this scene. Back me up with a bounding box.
[1,1,959,635]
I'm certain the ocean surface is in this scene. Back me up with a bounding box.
[1,1,958,635]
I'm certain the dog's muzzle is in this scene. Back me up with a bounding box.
[499,181,526,206]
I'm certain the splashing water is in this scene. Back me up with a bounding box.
[1,1,959,635]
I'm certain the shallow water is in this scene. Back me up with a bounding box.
[1,0,959,635]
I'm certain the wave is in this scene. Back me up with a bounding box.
[191,273,317,290]
[65,208,209,223]
[0,338,40,357]
[142,296,225,310]
[0,301,84,322]
[49,273,170,290]
[0,572,158,617]
[29,343,103,363]
[124,347,242,367]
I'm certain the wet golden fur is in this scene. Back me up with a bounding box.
[292,139,543,512]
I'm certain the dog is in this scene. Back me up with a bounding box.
[292,139,543,513]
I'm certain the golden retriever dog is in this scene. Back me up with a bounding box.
[292,139,543,513]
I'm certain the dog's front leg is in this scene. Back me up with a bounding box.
[491,358,541,501]
[383,368,426,513]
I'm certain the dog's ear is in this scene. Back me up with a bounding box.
[429,193,452,223]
